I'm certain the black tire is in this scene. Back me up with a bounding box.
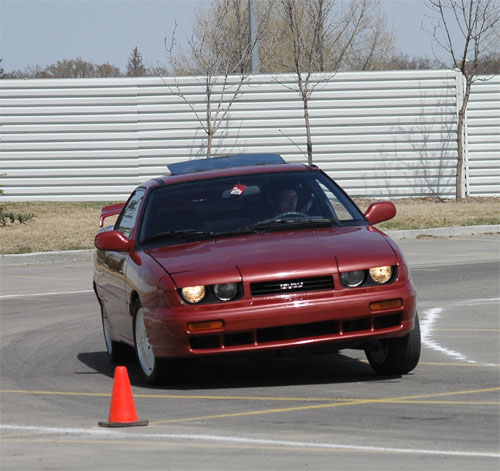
[133,299,167,385]
[365,313,421,375]
[100,302,134,364]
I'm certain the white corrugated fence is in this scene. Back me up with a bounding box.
[0,70,498,201]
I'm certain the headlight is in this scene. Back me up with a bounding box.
[181,285,206,304]
[340,270,365,287]
[369,266,392,284]
[213,283,238,301]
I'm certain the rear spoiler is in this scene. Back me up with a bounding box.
[99,203,125,228]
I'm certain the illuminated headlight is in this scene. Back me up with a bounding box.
[181,286,206,304]
[369,266,392,284]
[213,283,238,301]
[340,270,365,287]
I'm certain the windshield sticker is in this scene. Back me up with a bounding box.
[230,184,246,195]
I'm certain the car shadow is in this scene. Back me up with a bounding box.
[77,349,402,389]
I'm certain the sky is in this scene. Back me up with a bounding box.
[1,0,449,73]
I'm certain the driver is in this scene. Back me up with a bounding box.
[278,188,298,213]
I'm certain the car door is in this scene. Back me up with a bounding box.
[101,189,145,342]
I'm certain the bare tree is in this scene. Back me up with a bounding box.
[382,53,440,70]
[425,0,500,200]
[177,0,393,74]
[4,59,121,78]
[166,0,260,158]
[475,50,500,73]
[277,0,374,164]
[45,58,120,78]
[342,9,396,71]
[95,63,123,78]
[147,65,169,76]
[173,0,393,163]
[3,64,50,79]
[179,0,275,74]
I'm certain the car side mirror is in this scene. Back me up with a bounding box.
[95,230,131,252]
[364,202,396,225]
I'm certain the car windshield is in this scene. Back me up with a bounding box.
[139,170,365,245]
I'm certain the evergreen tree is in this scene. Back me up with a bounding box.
[127,47,146,76]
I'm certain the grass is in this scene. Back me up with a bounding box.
[0,198,499,254]
[0,202,118,255]
[356,197,500,230]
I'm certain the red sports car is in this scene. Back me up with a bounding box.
[94,154,420,384]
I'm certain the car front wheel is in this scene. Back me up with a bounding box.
[365,313,421,375]
[133,300,166,384]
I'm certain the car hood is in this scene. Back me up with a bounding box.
[146,226,398,287]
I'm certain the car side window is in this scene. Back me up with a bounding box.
[317,182,354,221]
[115,189,145,238]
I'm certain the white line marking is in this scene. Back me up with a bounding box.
[421,297,500,366]
[449,297,500,308]
[421,308,474,363]
[0,290,93,300]
[1,425,498,458]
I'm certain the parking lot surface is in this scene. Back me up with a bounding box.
[1,235,499,470]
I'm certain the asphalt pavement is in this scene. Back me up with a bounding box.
[0,232,499,470]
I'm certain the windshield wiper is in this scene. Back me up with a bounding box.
[212,226,262,237]
[142,229,214,244]
[252,217,340,231]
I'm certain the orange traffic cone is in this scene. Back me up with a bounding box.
[98,366,148,428]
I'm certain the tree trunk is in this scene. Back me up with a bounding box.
[206,84,212,158]
[303,95,313,165]
[456,77,472,201]
[207,132,213,159]
[456,108,465,201]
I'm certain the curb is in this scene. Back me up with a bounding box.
[1,225,499,267]
[385,224,500,240]
[0,249,93,267]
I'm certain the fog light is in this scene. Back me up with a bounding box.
[187,320,224,332]
[370,299,402,311]
[181,286,206,304]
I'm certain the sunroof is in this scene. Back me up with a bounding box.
[167,153,286,176]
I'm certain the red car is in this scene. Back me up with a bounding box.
[94,154,420,384]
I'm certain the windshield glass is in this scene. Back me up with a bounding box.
[139,170,365,245]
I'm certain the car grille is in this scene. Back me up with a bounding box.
[250,275,334,296]
[189,313,403,351]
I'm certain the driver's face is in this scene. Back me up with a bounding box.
[278,190,298,212]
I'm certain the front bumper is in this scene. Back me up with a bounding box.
[144,279,417,359]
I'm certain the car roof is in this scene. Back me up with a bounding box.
[140,154,312,189]
[167,153,286,175]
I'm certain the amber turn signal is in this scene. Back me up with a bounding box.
[369,299,403,311]
[187,320,224,332]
